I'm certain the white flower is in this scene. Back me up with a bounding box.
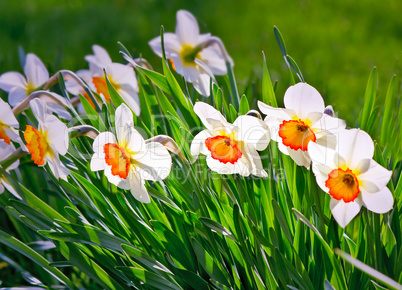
[309,128,394,228]
[0,53,49,107]
[0,141,21,198]
[149,10,232,97]
[81,45,141,116]
[23,99,70,180]
[0,98,21,145]
[191,102,270,177]
[258,82,346,168]
[90,104,172,203]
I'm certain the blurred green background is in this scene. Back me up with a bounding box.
[0,0,401,125]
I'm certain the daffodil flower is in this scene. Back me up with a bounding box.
[23,99,70,180]
[309,129,394,228]
[149,10,232,97]
[0,53,49,107]
[90,104,172,203]
[191,102,270,177]
[82,45,141,116]
[0,98,21,145]
[258,82,346,168]
[0,141,20,198]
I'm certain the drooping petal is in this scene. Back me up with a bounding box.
[330,197,362,228]
[192,72,210,97]
[8,87,28,107]
[24,53,49,88]
[0,99,19,128]
[242,146,268,177]
[361,187,394,214]
[149,33,182,57]
[0,72,27,92]
[190,129,213,158]
[128,169,150,203]
[358,160,392,193]
[135,142,172,181]
[115,103,134,143]
[2,180,21,199]
[283,83,325,119]
[175,10,200,46]
[29,98,47,124]
[206,154,251,176]
[288,148,311,168]
[44,115,69,155]
[199,46,227,75]
[181,64,201,83]
[46,150,70,181]
[47,103,72,121]
[0,142,19,170]
[233,115,270,151]
[119,85,141,117]
[337,129,374,168]
[193,102,229,131]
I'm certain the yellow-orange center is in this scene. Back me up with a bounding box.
[0,124,11,144]
[24,125,49,166]
[325,168,360,203]
[92,77,120,103]
[205,135,242,164]
[278,119,316,151]
[104,143,131,179]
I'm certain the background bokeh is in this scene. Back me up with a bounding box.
[1,0,401,124]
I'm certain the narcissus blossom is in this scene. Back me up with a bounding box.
[90,104,172,203]
[23,99,70,180]
[309,129,394,228]
[149,10,232,97]
[258,82,346,168]
[0,98,21,145]
[0,53,49,107]
[191,102,270,177]
[86,45,140,116]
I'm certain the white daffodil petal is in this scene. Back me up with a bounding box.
[181,65,201,83]
[337,129,374,168]
[0,183,3,194]
[24,53,49,88]
[90,154,106,172]
[190,130,212,158]
[92,45,112,65]
[103,164,125,187]
[125,127,146,154]
[233,115,270,151]
[193,102,229,131]
[119,85,141,117]
[284,83,325,119]
[308,142,337,169]
[361,187,394,214]
[243,146,268,177]
[47,152,70,181]
[330,197,362,228]
[47,103,72,121]
[9,87,27,107]
[316,114,346,133]
[0,72,27,92]
[358,159,392,192]
[192,72,211,97]
[92,132,117,154]
[115,104,134,143]
[175,10,200,46]
[149,33,182,57]
[29,98,47,124]
[135,142,172,181]
[288,149,311,168]
[258,101,295,121]
[199,46,227,75]
[107,63,138,87]
[0,141,17,162]
[206,155,250,176]
[44,115,69,155]
[0,99,19,128]
[311,163,331,193]
[128,170,150,203]
[2,180,21,199]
